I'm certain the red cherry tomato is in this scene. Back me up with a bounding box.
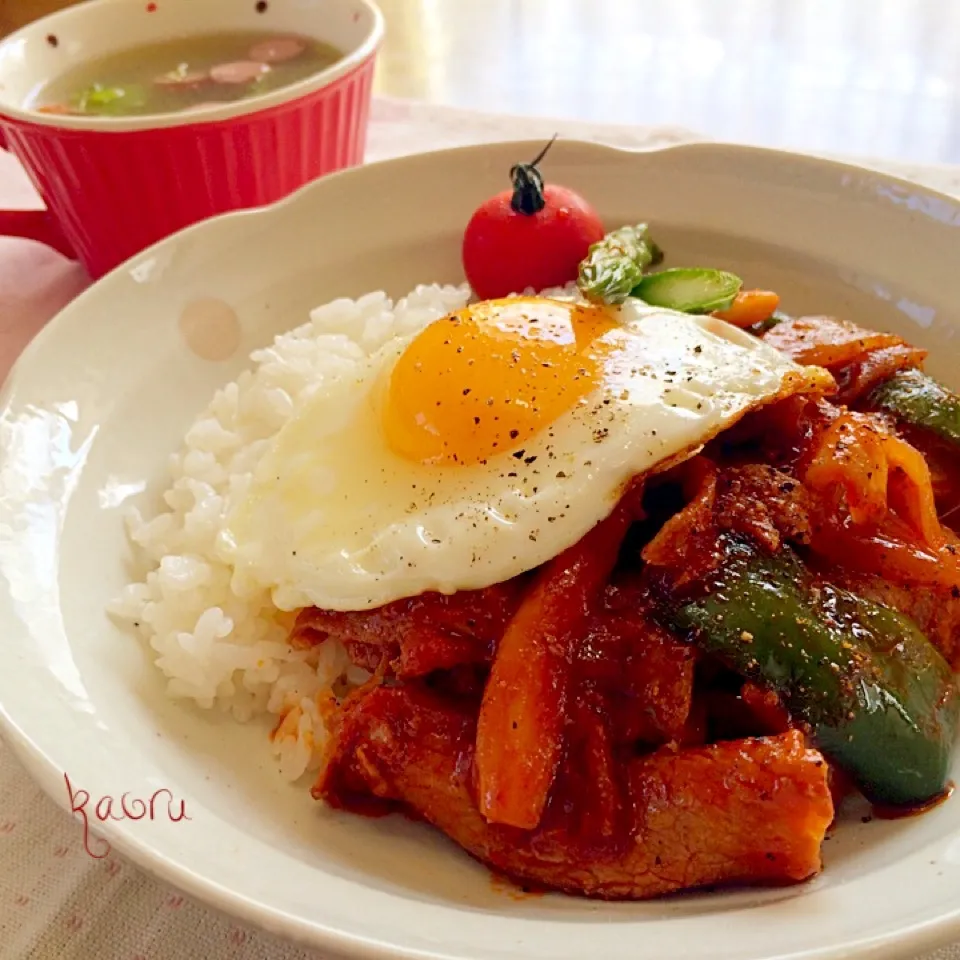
[462,139,604,300]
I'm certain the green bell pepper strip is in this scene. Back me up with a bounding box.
[670,538,958,807]
[867,368,960,448]
[577,223,663,305]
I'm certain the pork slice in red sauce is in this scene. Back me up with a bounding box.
[316,684,833,899]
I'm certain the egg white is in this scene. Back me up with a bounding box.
[224,299,831,612]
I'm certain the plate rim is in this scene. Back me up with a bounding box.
[3,137,960,960]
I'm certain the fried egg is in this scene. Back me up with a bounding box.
[225,296,832,611]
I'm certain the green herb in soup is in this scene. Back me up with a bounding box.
[32,31,342,118]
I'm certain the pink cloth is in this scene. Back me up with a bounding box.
[1,96,959,960]
[0,149,89,381]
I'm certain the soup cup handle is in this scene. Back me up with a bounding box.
[0,209,76,259]
[0,126,76,259]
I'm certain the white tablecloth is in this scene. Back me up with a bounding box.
[1,97,959,960]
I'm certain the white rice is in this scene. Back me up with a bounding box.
[109,283,474,781]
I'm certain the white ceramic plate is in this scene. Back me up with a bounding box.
[2,140,960,960]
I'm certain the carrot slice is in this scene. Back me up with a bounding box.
[36,103,77,116]
[476,494,637,829]
[763,315,904,368]
[803,409,946,548]
[836,344,926,404]
[884,433,944,548]
[713,289,780,328]
[804,412,890,526]
[811,522,960,590]
[800,408,960,589]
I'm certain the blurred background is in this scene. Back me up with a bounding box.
[4,0,960,163]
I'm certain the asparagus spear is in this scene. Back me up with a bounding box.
[633,267,742,314]
[576,227,960,453]
[670,537,958,807]
[577,223,662,305]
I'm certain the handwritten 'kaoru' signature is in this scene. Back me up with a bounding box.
[64,773,191,858]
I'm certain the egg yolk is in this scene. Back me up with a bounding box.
[384,297,617,466]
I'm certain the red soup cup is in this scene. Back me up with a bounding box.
[0,0,383,279]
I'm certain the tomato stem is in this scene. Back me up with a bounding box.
[509,134,558,216]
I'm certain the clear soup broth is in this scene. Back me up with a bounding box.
[31,30,343,117]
